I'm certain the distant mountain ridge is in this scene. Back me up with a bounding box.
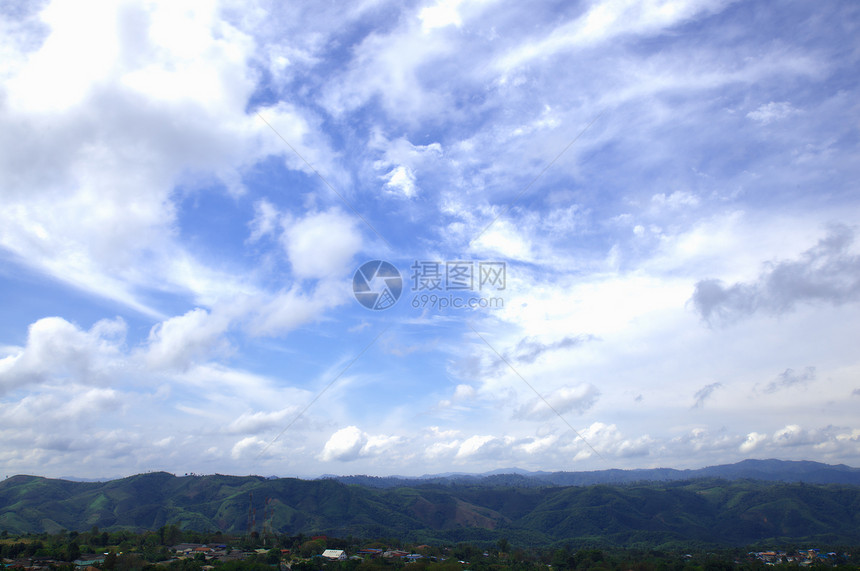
[2,459,859,547]
[326,459,860,488]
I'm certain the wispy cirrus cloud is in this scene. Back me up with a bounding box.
[692,382,722,409]
[764,367,816,394]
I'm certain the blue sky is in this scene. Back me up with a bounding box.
[1,0,860,479]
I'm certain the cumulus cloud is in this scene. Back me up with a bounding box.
[382,166,418,199]
[0,0,353,322]
[455,435,511,460]
[143,308,232,371]
[419,0,466,31]
[425,439,461,460]
[773,424,816,447]
[739,431,767,453]
[515,384,600,421]
[231,436,266,460]
[0,0,266,313]
[1,385,121,427]
[692,382,722,408]
[283,209,363,279]
[0,317,126,394]
[671,427,725,454]
[320,426,366,462]
[574,422,652,460]
[372,135,443,199]
[691,226,860,322]
[226,406,302,435]
[516,434,559,454]
[319,426,399,462]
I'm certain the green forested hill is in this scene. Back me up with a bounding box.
[1,473,859,548]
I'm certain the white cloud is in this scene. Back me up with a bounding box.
[0,317,126,394]
[773,424,815,447]
[425,439,461,459]
[419,0,465,31]
[143,308,232,371]
[517,434,559,454]
[283,209,363,280]
[244,280,348,336]
[5,0,118,113]
[320,426,368,462]
[1,385,121,427]
[456,435,505,459]
[231,436,266,460]
[739,431,767,453]
[572,422,652,460]
[320,12,458,119]
[496,0,734,73]
[470,219,533,260]
[651,190,699,210]
[382,166,418,199]
[0,0,348,320]
[515,384,600,421]
[372,134,443,200]
[747,101,797,125]
[226,406,302,435]
[248,199,280,242]
[364,434,402,455]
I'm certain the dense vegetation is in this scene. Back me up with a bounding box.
[2,472,860,548]
[1,527,859,571]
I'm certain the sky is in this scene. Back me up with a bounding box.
[1,0,859,480]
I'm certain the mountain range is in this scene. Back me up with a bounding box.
[325,458,860,488]
[2,459,859,548]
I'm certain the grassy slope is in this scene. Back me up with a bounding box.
[1,474,859,547]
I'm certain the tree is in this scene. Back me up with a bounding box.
[552,547,574,569]
[266,547,281,564]
[300,539,327,558]
[65,541,81,562]
[164,524,183,545]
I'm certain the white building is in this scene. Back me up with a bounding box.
[321,549,347,561]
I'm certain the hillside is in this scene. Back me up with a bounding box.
[2,467,860,547]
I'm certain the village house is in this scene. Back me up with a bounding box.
[321,549,347,561]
